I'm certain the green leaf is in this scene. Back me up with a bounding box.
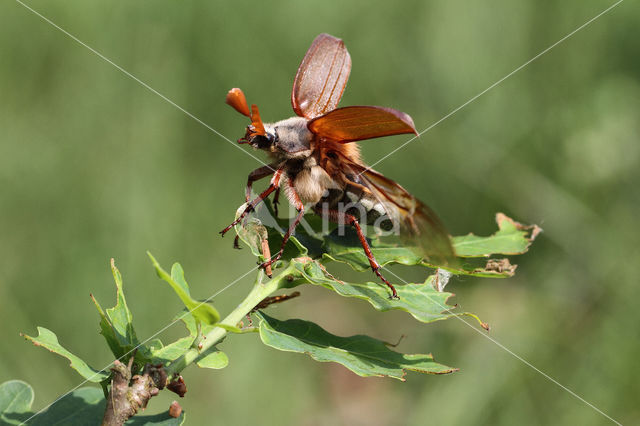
[170,311,229,369]
[321,213,540,277]
[257,312,456,380]
[287,259,487,327]
[22,327,109,383]
[90,259,162,370]
[0,380,33,425]
[323,243,517,277]
[148,337,194,365]
[30,387,105,425]
[170,263,221,325]
[146,311,200,365]
[148,309,229,368]
[452,213,541,257]
[107,259,138,345]
[196,349,229,369]
[147,253,220,325]
[91,259,141,360]
[91,294,123,359]
[0,382,186,425]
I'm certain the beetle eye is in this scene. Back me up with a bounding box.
[252,134,273,149]
[268,130,278,143]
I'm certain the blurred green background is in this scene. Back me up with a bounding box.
[1,0,638,424]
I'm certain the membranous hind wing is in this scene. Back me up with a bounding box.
[292,34,352,119]
[342,159,457,268]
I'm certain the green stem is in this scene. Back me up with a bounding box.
[165,263,296,376]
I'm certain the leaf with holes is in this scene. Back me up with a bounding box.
[452,213,541,257]
[321,213,540,277]
[21,328,109,383]
[285,258,487,328]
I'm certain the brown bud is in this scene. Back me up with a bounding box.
[169,401,183,418]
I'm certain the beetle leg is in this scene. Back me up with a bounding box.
[220,168,284,236]
[273,187,281,217]
[313,206,398,299]
[259,180,304,273]
[245,164,278,203]
[233,235,241,250]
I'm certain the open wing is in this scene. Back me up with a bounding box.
[291,33,351,119]
[308,106,417,143]
[340,157,457,267]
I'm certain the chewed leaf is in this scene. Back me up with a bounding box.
[90,259,140,359]
[322,235,513,278]
[322,214,540,277]
[22,328,109,382]
[233,201,308,262]
[234,208,269,258]
[107,259,137,344]
[91,294,125,359]
[90,260,162,368]
[147,253,220,326]
[425,256,519,278]
[257,312,456,380]
[453,213,542,257]
[287,259,487,328]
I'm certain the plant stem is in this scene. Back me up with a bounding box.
[165,263,296,376]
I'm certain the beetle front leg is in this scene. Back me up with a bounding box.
[220,168,284,236]
[259,180,304,275]
[245,164,278,203]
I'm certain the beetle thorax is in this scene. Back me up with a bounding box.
[264,116,314,159]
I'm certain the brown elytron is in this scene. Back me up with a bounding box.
[220,34,456,299]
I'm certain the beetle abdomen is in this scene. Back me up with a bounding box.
[315,189,395,231]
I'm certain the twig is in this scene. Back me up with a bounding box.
[101,358,167,426]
